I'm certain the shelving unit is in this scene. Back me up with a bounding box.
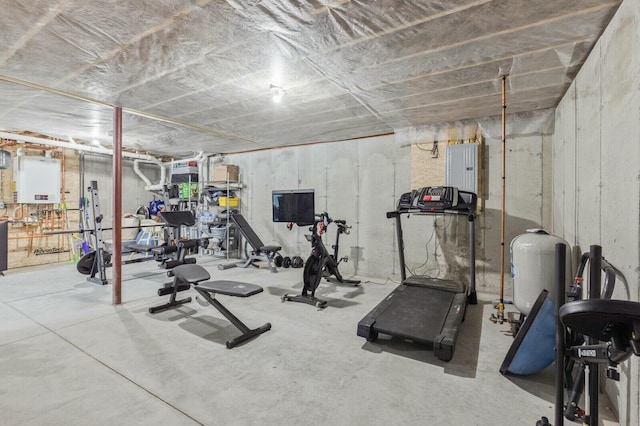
[198,175,242,260]
[162,172,200,244]
[163,164,242,259]
[164,180,198,214]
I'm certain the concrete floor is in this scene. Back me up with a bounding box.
[0,257,619,425]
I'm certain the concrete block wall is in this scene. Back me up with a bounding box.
[553,0,640,424]
[224,112,552,296]
[224,134,410,281]
[81,154,162,218]
[1,147,159,269]
[476,112,555,296]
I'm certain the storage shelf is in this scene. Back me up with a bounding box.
[204,181,243,190]
[198,177,241,260]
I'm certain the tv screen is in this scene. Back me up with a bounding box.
[272,189,315,225]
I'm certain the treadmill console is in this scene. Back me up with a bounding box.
[396,186,477,214]
[415,186,458,211]
[397,190,417,210]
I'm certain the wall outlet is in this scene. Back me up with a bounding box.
[0,201,7,209]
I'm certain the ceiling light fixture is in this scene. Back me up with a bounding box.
[270,84,286,103]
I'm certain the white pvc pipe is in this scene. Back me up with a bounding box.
[133,160,153,187]
[133,159,167,192]
[169,151,205,164]
[0,131,160,163]
[0,130,169,191]
[168,150,207,188]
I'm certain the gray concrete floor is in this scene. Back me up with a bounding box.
[0,257,619,425]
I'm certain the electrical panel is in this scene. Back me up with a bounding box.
[13,155,61,204]
[446,143,478,193]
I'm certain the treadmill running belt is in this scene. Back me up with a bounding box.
[373,286,455,343]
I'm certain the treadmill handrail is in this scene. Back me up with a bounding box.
[387,207,476,304]
[388,208,476,217]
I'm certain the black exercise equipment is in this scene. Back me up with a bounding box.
[291,256,304,268]
[80,181,161,284]
[227,213,282,273]
[540,244,638,426]
[77,249,111,275]
[0,221,8,276]
[357,186,477,362]
[78,182,207,285]
[143,211,207,269]
[322,219,360,285]
[149,263,271,348]
[282,212,361,309]
[83,180,109,285]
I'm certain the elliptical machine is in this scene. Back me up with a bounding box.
[282,212,360,308]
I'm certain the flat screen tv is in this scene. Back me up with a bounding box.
[272,189,315,225]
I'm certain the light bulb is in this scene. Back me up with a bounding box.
[270,84,285,103]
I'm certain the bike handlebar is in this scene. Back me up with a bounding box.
[287,213,350,231]
[316,214,350,227]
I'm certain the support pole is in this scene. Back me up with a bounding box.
[586,245,602,424]
[497,74,508,322]
[554,243,566,426]
[468,213,477,305]
[112,106,123,305]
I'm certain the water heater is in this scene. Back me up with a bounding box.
[13,155,61,204]
[510,229,571,316]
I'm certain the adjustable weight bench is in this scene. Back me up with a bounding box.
[149,264,271,348]
[230,213,281,273]
[155,211,209,269]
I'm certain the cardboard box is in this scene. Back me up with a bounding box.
[213,164,239,182]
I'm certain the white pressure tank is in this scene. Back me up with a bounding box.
[510,229,571,316]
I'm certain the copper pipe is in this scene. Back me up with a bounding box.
[8,234,52,240]
[112,106,123,305]
[59,150,65,251]
[498,75,508,321]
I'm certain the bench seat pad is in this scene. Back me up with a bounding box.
[260,245,282,253]
[197,281,263,297]
[173,264,210,283]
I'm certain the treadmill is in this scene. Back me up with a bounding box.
[357,186,477,361]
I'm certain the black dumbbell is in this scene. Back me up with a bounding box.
[291,256,304,268]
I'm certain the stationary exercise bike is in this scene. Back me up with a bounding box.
[537,245,640,426]
[322,218,361,285]
[537,298,640,426]
[282,212,360,308]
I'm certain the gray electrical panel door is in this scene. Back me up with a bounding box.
[446,144,478,193]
